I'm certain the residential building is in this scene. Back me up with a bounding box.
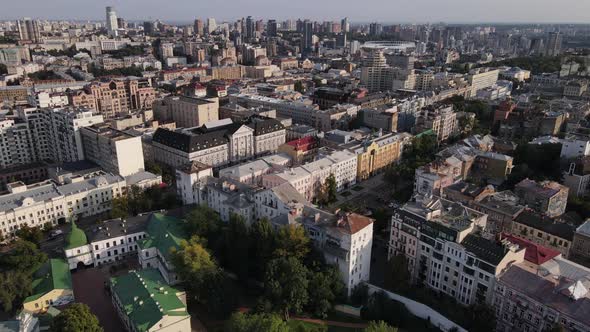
[467,68,499,98]
[416,106,458,142]
[22,259,73,313]
[81,124,145,177]
[358,105,399,132]
[571,220,590,265]
[110,269,191,332]
[473,191,525,238]
[511,210,574,258]
[17,18,41,43]
[0,172,126,240]
[494,256,590,332]
[388,195,525,306]
[344,132,407,181]
[514,179,569,217]
[278,136,319,165]
[175,161,213,205]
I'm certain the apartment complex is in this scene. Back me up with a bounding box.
[388,195,525,306]
[153,95,219,128]
[81,123,145,177]
[514,179,569,217]
[343,132,408,181]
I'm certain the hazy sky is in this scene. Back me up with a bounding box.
[2,0,590,23]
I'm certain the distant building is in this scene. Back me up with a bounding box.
[153,95,219,128]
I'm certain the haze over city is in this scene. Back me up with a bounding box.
[2,0,590,23]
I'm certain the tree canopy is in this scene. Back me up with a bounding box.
[49,303,103,332]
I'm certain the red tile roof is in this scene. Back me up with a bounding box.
[286,136,317,152]
[500,233,560,265]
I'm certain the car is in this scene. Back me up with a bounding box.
[50,230,63,238]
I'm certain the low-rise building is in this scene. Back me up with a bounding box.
[515,179,569,217]
[23,259,73,313]
[511,210,575,258]
[110,269,191,332]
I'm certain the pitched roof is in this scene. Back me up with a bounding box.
[461,234,507,265]
[515,210,575,241]
[24,259,72,303]
[500,233,560,265]
[65,220,88,250]
[137,213,187,261]
[110,269,188,332]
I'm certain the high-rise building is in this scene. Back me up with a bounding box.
[267,19,278,37]
[194,19,204,36]
[546,32,562,56]
[206,18,217,34]
[17,17,41,43]
[105,6,119,36]
[341,17,350,33]
[245,16,255,40]
[369,22,383,36]
[143,21,155,35]
[301,20,314,55]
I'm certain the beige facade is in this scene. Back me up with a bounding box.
[153,95,219,128]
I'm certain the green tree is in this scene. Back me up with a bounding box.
[171,236,217,297]
[384,254,411,292]
[306,266,344,318]
[465,304,496,332]
[224,214,251,280]
[110,196,129,219]
[325,174,337,204]
[264,256,310,319]
[1,240,47,273]
[199,270,238,318]
[185,206,222,239]
[294,81,305,93]
[274,225,310,260]
[15,224,44,245]
[250,218,277,280]
[49,303,103,332]
[224,312,289,332]
[0,270,33,313]
[364,321,398,332]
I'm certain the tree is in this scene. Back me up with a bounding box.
[384,254,411,292]
[325,174,337,204]
[199,270,238,318]
[1,240,47,273]
[264,256,310,319]
[274,225,310,260]
[364,321,398,332]
[0,270,33,313]
[110,197,129,219]
[306,266,344,318]
[224,312,289,332]
[185,206,222,239]
[49,303,103,332]
[171,236,217,297]
[465,304,496,332]
[294,81,305,93]
[224,214,251,280]
[250,218,277,280]
[15,224,44,245]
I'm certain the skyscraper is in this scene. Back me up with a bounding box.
[341,17,350,33]
[17,18,40,43]
[546,32,563,56]
[143,21,155,35]
[105,6,118,36]
[207,18,217,34]
[246,16,255,41]
[301,20,313,55]
[267,20,278,37]
[369,23,383,37]
[194,19,204,36]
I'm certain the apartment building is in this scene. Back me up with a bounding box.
[494,256,590,332]
[153,95,219,128]
[69,79,156,119]
[0,118,37,169]
[514,179,569,217]
[0,172,126,240]
[511,210,574,258]
[344,132,408,181]
[388,195,525,306]
[472,190,525,238]
[468,68,499,98]
[358,105,399,132]
[81,124,145,177]
[416,106,459,142]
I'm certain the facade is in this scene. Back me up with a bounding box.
[511,210,574,258]
[472,191,525,238]
[468,68,500,98]
[111,269,191,332]
[22,259,73,313]
[571,220,590,264]
[359,106,399,132]
[175,161,213,205]
[81,124,145,177]
[0,172,126,240]
[152,118,285,168]
[278,136,319,165]
[344,132,406,181]
[416,106,458,142]
[388,195,525,306]
[153,95,219,128]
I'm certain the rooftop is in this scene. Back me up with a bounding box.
[110,268,188,332]
[137,213,188,262]
[24,259,72,303]
[515,210,575,241]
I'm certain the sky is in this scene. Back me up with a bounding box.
[2,0,590,24]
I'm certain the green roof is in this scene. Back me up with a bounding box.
[24,259,73,303]
[110,269,188,332]
[137,213,187,261]
[64,220,88,250]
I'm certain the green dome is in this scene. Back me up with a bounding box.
[65,220,88,250]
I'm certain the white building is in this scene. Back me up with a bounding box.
[81,123,145,177]
[0,172,126,240]
[561,137,590,159]
[175,161,213,205]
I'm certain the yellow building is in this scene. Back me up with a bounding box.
[345,133,405,181]
[23,259,74,313]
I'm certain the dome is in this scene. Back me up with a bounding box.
[65,220,88,250]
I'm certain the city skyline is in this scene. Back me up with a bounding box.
[2,0,590,24]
